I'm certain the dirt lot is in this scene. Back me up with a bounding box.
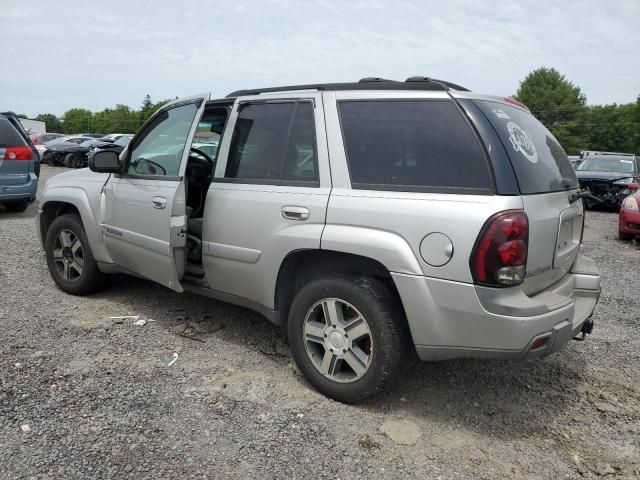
[1,165,639,479]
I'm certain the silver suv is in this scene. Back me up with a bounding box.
[39,78,601,402]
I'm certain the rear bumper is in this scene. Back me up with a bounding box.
[0,173,38,202]
[619,209,640,235]
[392,253,600,361]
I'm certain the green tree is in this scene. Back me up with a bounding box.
[34,113,63,133]
[139,95,171,125]
[61,108,93,134]
[515,67,588,154]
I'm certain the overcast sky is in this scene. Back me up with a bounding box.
[1,0,638,117]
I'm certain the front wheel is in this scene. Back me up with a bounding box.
[619,230,634,241]
[63,153,83,168]
[288,274,408,403]
[45,214,108,295]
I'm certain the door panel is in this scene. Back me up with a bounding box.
[201,93,331,308]
[101,96,208,291]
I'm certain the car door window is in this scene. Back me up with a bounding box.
[224,101,318,184]
[126,103,198,177]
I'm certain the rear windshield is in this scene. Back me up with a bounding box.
[0,119,27,147]
[338,100,493,193]
[474,101,577,194]
[576,156,636,174]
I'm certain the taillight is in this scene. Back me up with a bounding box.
[471,210,529,287]
[3,146,33,160]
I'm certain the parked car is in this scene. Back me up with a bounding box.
[38,78,601,402]
[98,133,129,142]
[90,134,133,155]
[568,155,581,169]
[31,132,65,159]
[0,111,39,212]
[619,183,640,240]
[42,137,98,168]
[575,153,639,209]
[75,133,107,139]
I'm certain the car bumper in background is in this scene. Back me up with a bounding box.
[619,209,640,235]
[392,253,600,361]
[0,172,38,202]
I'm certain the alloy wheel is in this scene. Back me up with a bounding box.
[303,298,373,383]
[52,228,84,282]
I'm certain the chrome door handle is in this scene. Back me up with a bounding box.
[281,206,309,221]
[151,196,167,209]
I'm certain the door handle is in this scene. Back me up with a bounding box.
[151,196,167,209]
[281,206,309,221]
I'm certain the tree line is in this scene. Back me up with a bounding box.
[29,95,172,135]
[515,67,639,155]
[25,70,640,155]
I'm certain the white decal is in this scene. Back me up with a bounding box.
[492,108,510,119]
[621,159,633,164]
[507,121,538,163]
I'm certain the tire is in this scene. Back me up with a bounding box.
[45,214,108,295]
[3,200,29,213]
[287,274,408,403]
[63,153,82,168]
[619,230,634,241]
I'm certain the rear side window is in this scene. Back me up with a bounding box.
[225,101,318,184]
[338,100,492,193]
[0,119,26,147]
[474,101,577,194]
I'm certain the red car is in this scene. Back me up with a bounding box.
[30,132,65,145]
[619,182,640,240]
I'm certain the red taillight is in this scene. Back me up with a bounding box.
[3,146,33,160]
[471,211,529,287]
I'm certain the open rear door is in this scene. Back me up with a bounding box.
[101,94,209,292]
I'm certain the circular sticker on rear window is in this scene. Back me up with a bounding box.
[507,121,538,163]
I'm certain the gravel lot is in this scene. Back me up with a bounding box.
[1,165,639,479]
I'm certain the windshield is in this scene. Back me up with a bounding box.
[474,100,577,194]
[576,156,636,174]
[114,135,132,147]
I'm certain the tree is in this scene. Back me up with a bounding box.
[61,108,93,134]
[515,67,588,154]
[34,113,63,133]
[139,95,171,125]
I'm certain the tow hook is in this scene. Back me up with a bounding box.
[573,318,594,341]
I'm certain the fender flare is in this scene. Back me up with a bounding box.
[41,186,112,263]
[321,224,423,275]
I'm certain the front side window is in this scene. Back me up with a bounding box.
[127,103,198,177]
[225,101,318,183]
[338,100,492,192]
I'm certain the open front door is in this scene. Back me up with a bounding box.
[101,94,209,291]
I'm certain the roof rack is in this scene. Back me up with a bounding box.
[580,150,636,159]
[226,77,469,98]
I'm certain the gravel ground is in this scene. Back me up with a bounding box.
[1,165,639,479]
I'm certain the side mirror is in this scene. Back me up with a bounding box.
[89,149,120,173]
[628,182,640,192]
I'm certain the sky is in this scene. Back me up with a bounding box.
[1,0,638,118]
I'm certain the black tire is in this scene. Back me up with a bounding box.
[288,274,408,403]
[3,200,29,213]
[63,153,82,168]
[45,214,108,295]
[619,230,634,241]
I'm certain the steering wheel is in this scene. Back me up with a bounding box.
[133,158,166,176]
[189,147,214,167]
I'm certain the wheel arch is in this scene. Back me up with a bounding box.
[40,188,111,263]
[274,249,408,330]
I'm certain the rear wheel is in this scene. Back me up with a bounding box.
[3,200,29,213]
[45,214,108,295]
[288,274,408,403]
